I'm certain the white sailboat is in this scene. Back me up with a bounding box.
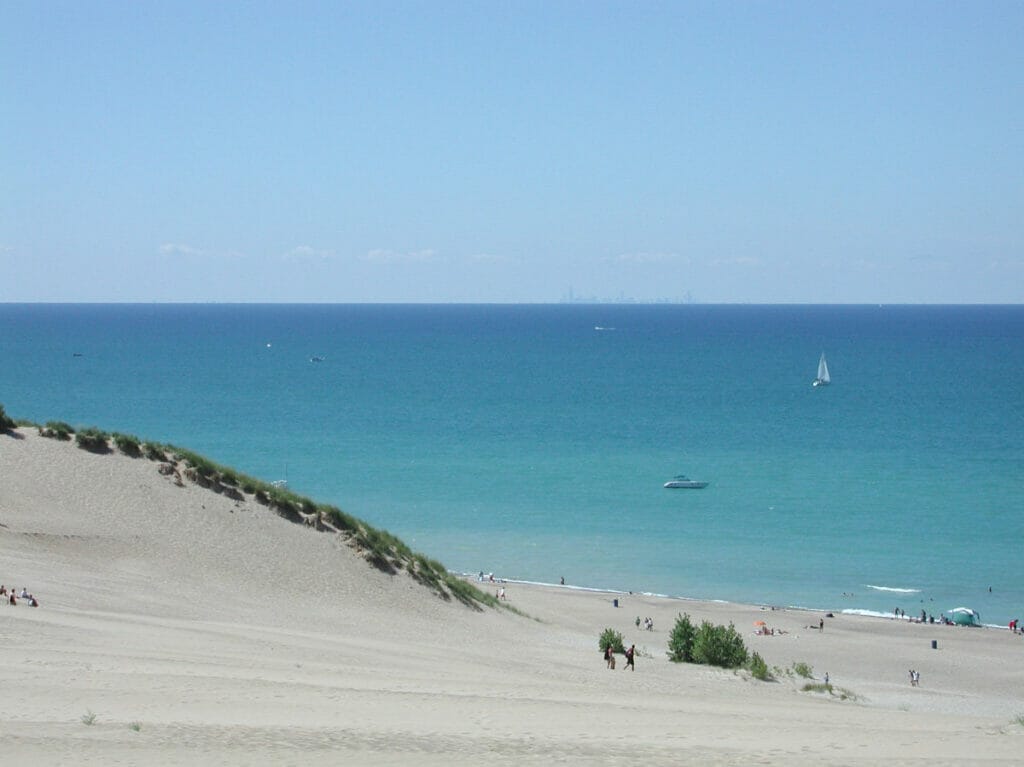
[812,352,831,387]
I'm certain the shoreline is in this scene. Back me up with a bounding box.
[464,572,1012,630]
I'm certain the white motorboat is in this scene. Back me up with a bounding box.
[663,475,708,489]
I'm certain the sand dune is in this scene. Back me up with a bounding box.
[2,428,1022,765]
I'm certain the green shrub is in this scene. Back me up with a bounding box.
[667,612,697,663]
[112,433,142,457]
[749,652,772,680]
[74,427,110,453]
[0,404,15,430]
[599,628,626,654]
[691,620,748,669]
[41,421,73,440]
[792,661,814,679]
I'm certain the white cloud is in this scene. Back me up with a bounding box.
[159,242,203,257]
[606,251,683,264]
[283,245,335,261]
[710,256,763,267]
[158,243,245,260]
[361,248,438,264]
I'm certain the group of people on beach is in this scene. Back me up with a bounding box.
[604,643,636,671]
[894,607,951,625]
[635,616,653,631]
[0,585,39,607]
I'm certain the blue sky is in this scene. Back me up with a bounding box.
[3,1,1022,302]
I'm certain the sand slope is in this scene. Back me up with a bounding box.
[2,429,1022,765]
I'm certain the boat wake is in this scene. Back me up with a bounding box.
[865,584,921,594]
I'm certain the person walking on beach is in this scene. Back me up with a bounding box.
[604,644,615,669]
[624,644,635,671]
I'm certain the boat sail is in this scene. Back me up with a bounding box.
[812,352,830,387]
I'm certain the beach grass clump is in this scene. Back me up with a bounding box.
[442,574,520,613]
[792,661,814,679]
[357,523,415,573]
[143,442,169,462]
[409,553,446,591]
[323,505,360,533]
[40,421,74,440]
[600,628,626,654]
[169,446,222,478]
[74,427,110,453]
[667,612,697,662]
[800,682,857,700]
[112,432,142,457]
[128,721,142,732]
[81,710,97,726]
[748,652,772,681]
[0,404,15,431]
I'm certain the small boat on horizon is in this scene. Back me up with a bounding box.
[812,352,831,387]
[663,475,708,489]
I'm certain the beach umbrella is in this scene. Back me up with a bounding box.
[753,620,766,626]
[946,607,980,626]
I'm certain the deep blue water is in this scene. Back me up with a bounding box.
[2,304,1022,624]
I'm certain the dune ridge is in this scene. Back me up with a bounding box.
[2,427,1022,765]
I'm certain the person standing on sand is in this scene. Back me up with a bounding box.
[604,644,615,669]
[624,644,635,671]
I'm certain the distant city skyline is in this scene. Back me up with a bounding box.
[2,2,1022,303]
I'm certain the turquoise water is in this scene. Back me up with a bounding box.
[2,304,1022,624]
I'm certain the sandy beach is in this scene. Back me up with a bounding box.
[2,427,1022,765]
